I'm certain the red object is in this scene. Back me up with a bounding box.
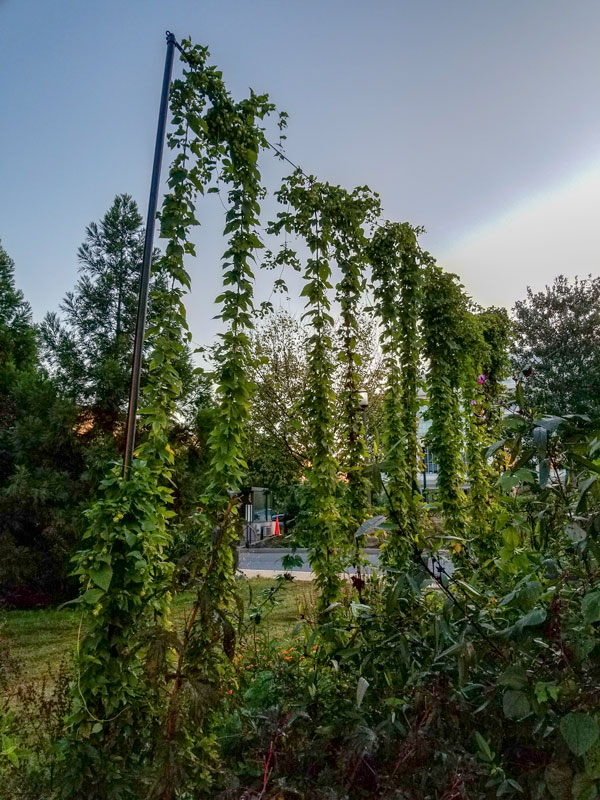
[274,517,280,536]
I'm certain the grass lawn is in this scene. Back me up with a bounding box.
[1,577,314,685]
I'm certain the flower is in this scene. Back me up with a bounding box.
[477,374,487,385]
[471,400,477,406]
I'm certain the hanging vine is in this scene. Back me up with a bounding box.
[368,222,424,566]
[63,48,202,800]
[148,40,277,796]
[266,174,377,608]
[421,265,470,553]
[267,172,344,612]
[462,307,512,561]
[59,33,516,799]
[330,185,380,568]
[63,38,278,799]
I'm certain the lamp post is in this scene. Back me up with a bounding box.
[358,390,371,507]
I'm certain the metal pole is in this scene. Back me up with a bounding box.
[123,31,177,477]
[362,406,372,507]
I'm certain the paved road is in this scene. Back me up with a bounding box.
[238,547,379,575]
[237,547,455,581]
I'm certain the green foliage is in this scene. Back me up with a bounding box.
[0,241,37,385]
[62,62,204,800]
[6,34,581,800]
[421,265,471,552]
[368,222,425,566]
[512,274,600,416]
[331,185,380,537]
[40,195,183,433]
[0,243,88,602]
[268,174,381,611]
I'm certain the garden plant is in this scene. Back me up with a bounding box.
[1,36,600,800]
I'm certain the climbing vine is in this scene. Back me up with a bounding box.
[368,222,424,566]
[462,308,512,560]
[421,265,470,553]
[63,38,278,798]
[150,40,277,796]
[330,185,380,567]
[63,54,200,800]
[268,172,345,612]
[58,34,517,800]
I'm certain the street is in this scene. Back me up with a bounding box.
[237,546,454,581]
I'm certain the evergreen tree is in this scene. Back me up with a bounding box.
[0,242,85,600]
[40,194,170,431]
[0,241,37,395]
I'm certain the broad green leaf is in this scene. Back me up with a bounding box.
[560,713,599,756]
[572,773,597,800]
[82,588,104,605]
[584,740,600,778]
[486,439,506,459]
[503,689,530,720]
[566,523,587,544]
[582,591,600,625]
[534,681,560,703]
[498,665,527,690]
[535,415,565,432]
[90,562,113,592]
[533,426,548,457]
[515,608,546,630]
[577,475,598,513]
[356,676,369,708]
[354,515,387,537]
[545,762,573,800]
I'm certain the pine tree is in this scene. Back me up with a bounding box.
[40,194,178,431]
[0,241,37,389]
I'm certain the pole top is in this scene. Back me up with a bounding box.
[166,31,176,44]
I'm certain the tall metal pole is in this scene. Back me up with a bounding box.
[123,31,176,477]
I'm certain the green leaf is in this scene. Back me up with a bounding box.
[515,607,546,630]
[356,676,369,708]
[486,439,506,459]
[90,562,113,592]
[566,522,587,544]
[577,475,598,513]
[82,588,104,605]
[354,515,387,537]
[582,591,600,625]
[535,415,565,432]
[474,731,493,761]
[503,689,530,720]
[584,740,600,778]
[545,762,573,800]
[534,681,560,703]
[560,713,599,756]
[498,665,527,690]
[533,426,548,457]
[573,773,597,800]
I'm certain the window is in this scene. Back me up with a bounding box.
[423,448,439,474]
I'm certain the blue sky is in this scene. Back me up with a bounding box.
[1,0,599,344]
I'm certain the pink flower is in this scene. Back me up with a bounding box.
[477,374,487,385]
[471,400,477,406]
